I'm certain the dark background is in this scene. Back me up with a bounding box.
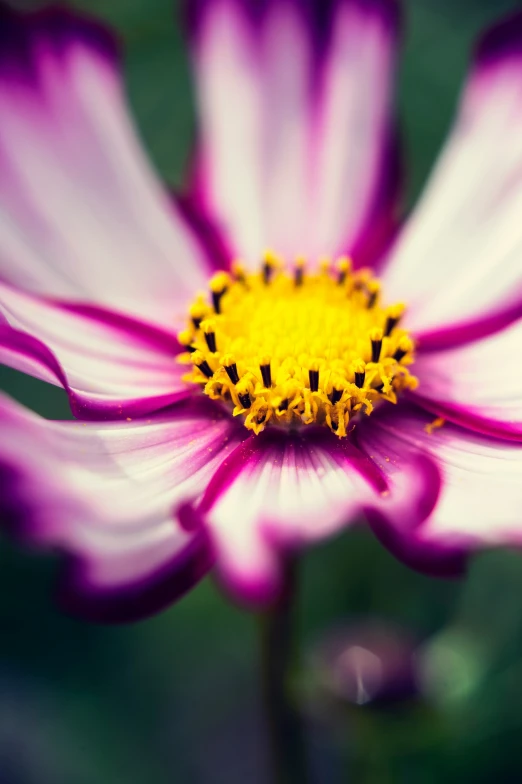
[2,1,522,781]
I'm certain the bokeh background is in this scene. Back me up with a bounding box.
[2,0,522,781]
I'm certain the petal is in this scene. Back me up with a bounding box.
[357,403,522,561]
[187,0,401,266]
[0,5,212,326]
[354,407,464,576]
[183,423,434,605]
[307,0,401,266]
[0,282,193,419]
[411,318,522,440]
[383,11,522,342]
[0,394,244,621]
[192,429,383,604]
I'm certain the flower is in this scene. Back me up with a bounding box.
[307,619,419,707]
[1,0,522,622]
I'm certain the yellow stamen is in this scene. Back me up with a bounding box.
[262,249,281,284]
[231,261,246,283]
[294,256,306,287]
[319,256,333,276]
[263,249,281,267]
[336,255,352,276]
[366,279,381,308]
[425,417,445,435]
[189,295,209,328]
[177,328,194,347]
[209,271,230,293]
[179,255,417,436]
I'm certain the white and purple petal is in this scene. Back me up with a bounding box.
[354,407,465,576]
[181,423,439,605]
[383,11,522,345]
[0,282,194,419]
[187,0,401,267]
[357,403,522,563]
[0,4,213,326]
[0,393,244,621]
[411,318,522,440]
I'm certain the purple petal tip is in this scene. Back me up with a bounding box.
[474,9,522,67]
[58,534,214,624]
[366,508,469,579]
[0,1,119,81]
[185,0,401,44]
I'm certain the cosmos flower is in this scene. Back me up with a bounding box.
[308,619,418,707]
[1,0,522,622]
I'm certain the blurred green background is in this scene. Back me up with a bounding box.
[3,0,522,781]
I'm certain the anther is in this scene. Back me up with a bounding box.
[177,329,196,353]
[352,360,366,389]
[231,261,246,284]
[262,249,278,284]
[201,319,218,352]
[209,272,230,314]
[385,316,399,336]
[205,332,217,352]
[330,388,343,404]
[260,362,272,388]
[198,361,214,378]
[384,304,405,337]
[222,354,240,384]
[372,341,382,362]
[294,257,305,287]
[278,399,289,412]
[394,336,414,363]
[353,269,371,292]
[212,290,225,313]
[309,368,319,392]
[366,281,380,309]
[189,297,208,330]
[238,392,252,409]
[192,351,214,379]
[319,256,332,276]
[336,256,351,285]
[225,364,239,384]
[370,328,383,363]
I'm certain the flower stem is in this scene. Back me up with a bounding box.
[260,556,310,784]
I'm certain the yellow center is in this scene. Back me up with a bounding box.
[178,252,418,437]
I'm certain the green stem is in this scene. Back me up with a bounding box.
[260,556,310,784]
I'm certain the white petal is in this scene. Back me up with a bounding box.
[383,20,522,338]
[413,318,522,438]
[0,282,192,418]
[190,0,400,266]
[0,393,242,617]
[0,7,211,326]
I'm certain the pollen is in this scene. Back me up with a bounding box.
[425,417,445,435]
[178,252,418,437]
